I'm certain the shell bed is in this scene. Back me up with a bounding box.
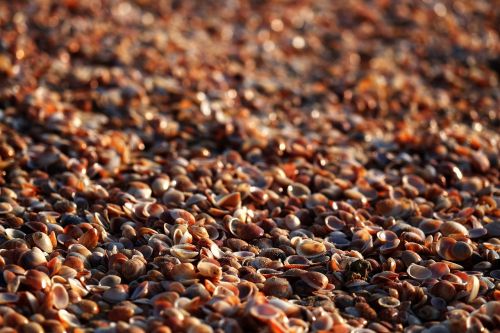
[0,1,499,333]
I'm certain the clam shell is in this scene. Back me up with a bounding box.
[296,239,326,258]
[301,271,328,290]
[407,263,432,280]
[440,221,468,237]
[378,296,400,308]
[32,232,53,253]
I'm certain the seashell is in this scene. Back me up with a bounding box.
[52,283,69,309]
[23,269,51,291]
[430,280,456,302]
[378,296,400,308]
[122,258,146,281]
[100,275,122,287]
[250,304,283,321]
[216,192,241,210]
[379,239,400,254]
[77,228,99,250]
[58,309,80,327]
[287,183,311,198]
[152,176,170,196]
[263,277,293,298]
[485,222,500,237]
[162,189,185,206]
[128,181,152,199]
[301,271,328,290]
[103,285,129,303]
[469,228,487,239]
[401,250,422,268]
[235,223,264,241]
[284,214,301,231]
[437,237,473,261]
[5,228,26,239]
[490,270,500,280]
[0,202,13,214]
[163,208,196,225]
[466,275,480,302]
[170,263,197,281]
[197,260,222,280]
[325,216,346,231]
[407,263,432,280]
[0,292,19,304]
[296,239,326,258]
[376,230,398,242]
[428,262,450,279]
[31,231,53,253]
[18,248,47,269]
[283,255,310,268]
[440,221,468,237]
[418,219,443,235]
[171,244,199,260]
[305,193,329,208]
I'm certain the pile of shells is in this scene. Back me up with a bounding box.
[0,0,499,332]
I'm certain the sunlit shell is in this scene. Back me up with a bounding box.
[466,275,480,302]
[52,283,69,309]
[407,263,432,280]
[24,269,51,290]
[0,202,13,214]
[18,248,47,268]
[58,309,81,327]
[77,228,99,250]
[171,244,199,260]
[428,262,450,279]
[437,237,473,261]
[128,181,152,199]
[170,263,197,281]
[376,230,398,242]
[31,232,53,253]
[235,222,264,241]
[296,239,326,258]
[440,221,469,237]
[216,192,241,210]
[419,219,443,235]
[197,260,222,280]
[284,214,301,231]
[152,176,171,196]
